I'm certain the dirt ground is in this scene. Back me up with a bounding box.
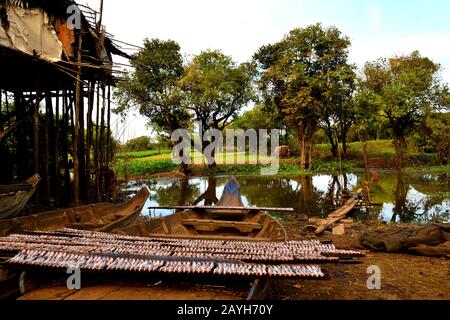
[270,220,450,300]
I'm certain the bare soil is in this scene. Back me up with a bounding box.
[270,220,450,300]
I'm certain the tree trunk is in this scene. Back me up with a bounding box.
[393,128,406,171]
[341,125,348,160]
[362,140,369,182]
[325,128,338,158]
[297,122,315,170]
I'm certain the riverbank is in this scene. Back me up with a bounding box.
[113,140,450,180]
[115,160,450,182]
[270,219,450,300]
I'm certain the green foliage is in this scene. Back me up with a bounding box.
[114,38,191,135]
[358,51,448,168]
[254,23,354,169]
[230,105,279,131]
[115,149,172,160]
[311,160,355,173]
[417,112,450,164]
[116,159,178,176]
[180,50,255,132]
[125,136,153,151]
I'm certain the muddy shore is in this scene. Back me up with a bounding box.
[271,219,450,300]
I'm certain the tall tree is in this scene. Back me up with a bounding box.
[320,63,356,159]
[360,51,449,170]
[179,50,254,166]
[114,38,191,138]
[254,24,353,169]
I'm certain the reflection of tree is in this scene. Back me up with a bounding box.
[238,178,300,210]
[152,178,201,206]
[409,196,450,224]
[299,176,315,214]
[392,172,424,223]
[193,176,218,206]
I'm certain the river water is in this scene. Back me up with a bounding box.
[121,172,450,224]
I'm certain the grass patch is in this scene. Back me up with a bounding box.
[115,149,172,160]
[116,159,178,176]
[312,160,356,173]
[405,164,450,174]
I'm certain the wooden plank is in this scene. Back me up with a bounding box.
[182,219,262,228]
[315,189,362,235]
[148,206,295,213]
[182,219,262,233]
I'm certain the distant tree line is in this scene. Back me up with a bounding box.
[115,24,450,170]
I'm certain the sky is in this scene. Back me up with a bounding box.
[83,0,450,141]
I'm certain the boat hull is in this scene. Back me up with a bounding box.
[0,174,41,220]
[0,186,150,236]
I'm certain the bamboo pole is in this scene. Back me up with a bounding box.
[44,92,51,208]
[73,33,83,206]
[86,81,95,195]
[62,91,71,206]
[80,87,85,203]
[99,84,106,200]
[106,85,111,169]
[33,87,40,210]
[95,84,101,201]
[55,91,61,207]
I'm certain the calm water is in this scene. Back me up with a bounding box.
[121,172,450,224]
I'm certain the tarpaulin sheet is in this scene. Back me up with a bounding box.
[0,5,63,62]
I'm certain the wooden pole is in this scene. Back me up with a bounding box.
[33,88,41,210]
[73,33,83,206]
[62,91,71,206]
[97,0,104,33]
[79,84,86,203]
[99,85,106,200]
[44,92,51,208]
[55,91,61,207]
[106,85,111,172]
[95,83,101,202]
[86,81,95,196]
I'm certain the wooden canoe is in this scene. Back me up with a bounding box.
[108,178,287,300]
[0,186,150,237]
[0,174,41,220]
[122,178,287,242]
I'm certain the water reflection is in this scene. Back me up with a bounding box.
[121,172,450,224]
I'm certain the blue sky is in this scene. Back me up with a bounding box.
[84,0,450,139]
